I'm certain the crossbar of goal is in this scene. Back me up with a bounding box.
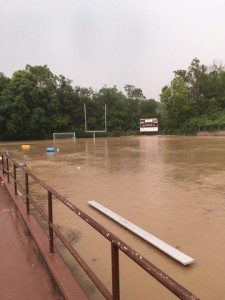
[53,132,76,140]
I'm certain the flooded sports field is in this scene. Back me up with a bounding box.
[1,135,225,299]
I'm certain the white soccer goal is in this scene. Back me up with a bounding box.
[53,132,76,141]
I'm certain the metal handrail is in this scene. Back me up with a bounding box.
[1,153,200,300]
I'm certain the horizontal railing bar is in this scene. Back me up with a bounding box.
[51,224,112,300]
[27,194,49,221]
[43,190,198,299]
[15,182,49,222]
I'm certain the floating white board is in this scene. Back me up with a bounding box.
[88,200,194,265]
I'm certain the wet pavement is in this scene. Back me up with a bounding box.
[0,182,63,300]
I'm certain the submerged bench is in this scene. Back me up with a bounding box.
[88,200,194,266]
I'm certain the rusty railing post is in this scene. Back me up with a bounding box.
[111,243,120,300]
[48,191,54,253]
[13,163,17,195]
[6,157,9,183]
[25,173,30,214]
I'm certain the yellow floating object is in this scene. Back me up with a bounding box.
[22,144,30,150]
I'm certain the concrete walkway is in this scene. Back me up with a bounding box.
[0,182,64,299]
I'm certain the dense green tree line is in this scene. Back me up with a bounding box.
[160,58,225,134]
[1,58,224,140]
[0,65,159,140]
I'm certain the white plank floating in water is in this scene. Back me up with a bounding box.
[88,200,194,265]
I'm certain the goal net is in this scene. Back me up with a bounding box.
[53,132,76,141]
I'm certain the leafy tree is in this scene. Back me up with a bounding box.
[93,86,127,132]
[124,84,145,101]
[174,58,208,113]
[160,76,191,131]
[140,99,157,118]
[0,73,10,95]
[160,58,225,134]
[0,70,34,139]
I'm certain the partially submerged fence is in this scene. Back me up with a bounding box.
[1,152,200,300]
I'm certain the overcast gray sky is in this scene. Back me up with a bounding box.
[1,0,225,100]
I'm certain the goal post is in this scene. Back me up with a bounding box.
[84,103,107,139]
[53,132,76,141]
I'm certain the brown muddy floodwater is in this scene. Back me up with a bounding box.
[1,135,225,300]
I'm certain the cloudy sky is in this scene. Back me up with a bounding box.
[0,0,225,100]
